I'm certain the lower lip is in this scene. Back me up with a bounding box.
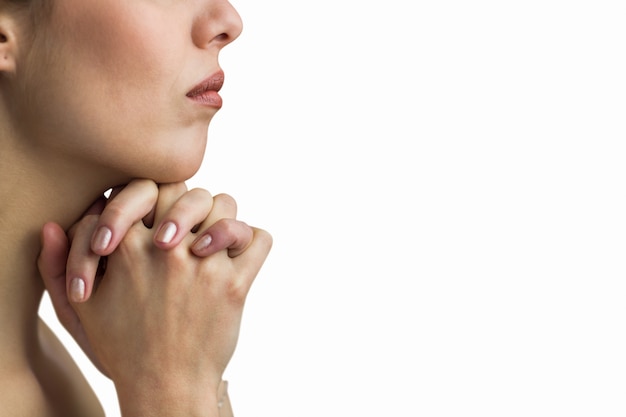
[188,90,223,108]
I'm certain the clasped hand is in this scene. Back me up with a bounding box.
[38,180,272,414]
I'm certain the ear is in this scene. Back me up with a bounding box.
[0,15,21,75]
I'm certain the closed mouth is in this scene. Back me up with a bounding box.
[187,71,224,97]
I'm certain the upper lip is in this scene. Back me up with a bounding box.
[186,70,224,97]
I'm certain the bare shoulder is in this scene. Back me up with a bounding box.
[0,320,104,417]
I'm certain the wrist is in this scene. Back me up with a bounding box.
[114,374,221,417]
[217,380,233,417]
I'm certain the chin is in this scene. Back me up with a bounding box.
[151,167,201,184]
[108,131,208,184]
[144,154,205,184]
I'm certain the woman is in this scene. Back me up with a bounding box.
[0,0,271,415]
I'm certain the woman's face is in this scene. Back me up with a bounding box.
[13,0,242,183]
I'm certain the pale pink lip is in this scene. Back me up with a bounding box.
[186,70,224,108]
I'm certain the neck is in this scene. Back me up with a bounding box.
[0,139,125,356]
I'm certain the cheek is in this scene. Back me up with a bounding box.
[53,1,187,110]
[19,3,204,182]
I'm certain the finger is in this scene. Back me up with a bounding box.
[198,193,238,230]
[107,185,124,201]
[190,218,253,257]
[39,222,111,377]
[151,182,188,227]
[232,227,273,294]
[68,196,107,242]
[109,185,158,227]
[67,215,101,303]
[38,223,81,332]
[90,179,159,256]
[153,187,214,249]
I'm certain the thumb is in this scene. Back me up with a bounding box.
[38,222,69,282]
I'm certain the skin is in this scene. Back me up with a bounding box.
[0,0,271,415]
[9,0,243,185]
[40,182,271,416]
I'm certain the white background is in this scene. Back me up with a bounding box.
[41,0,626,416]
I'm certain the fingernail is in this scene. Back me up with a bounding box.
[192,234,212,252]
[93,227,112,252]
[156,222,177,244]
[70,278,85,303]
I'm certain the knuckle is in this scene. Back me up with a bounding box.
[255,228,273,249]
[165,244,190,265]
[216,218,237,234]
[143,181,160,200]
[80,214,101,227]
[69,214,99,241]
[100,202,127,224]
[116,225,147,253]
[134,178,158,189]
[173,190,211,216]
[189,187,213,202]
[198,259,250,305]
[160,182,188,195]
[130,178,159,196]
[214,193,237,212]
[226,279,249,305]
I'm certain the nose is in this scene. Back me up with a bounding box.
[192,0,243,49]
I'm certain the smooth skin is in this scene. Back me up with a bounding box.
[39,182,272,416]
[6,0,243,185]
[0,0,270,415]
